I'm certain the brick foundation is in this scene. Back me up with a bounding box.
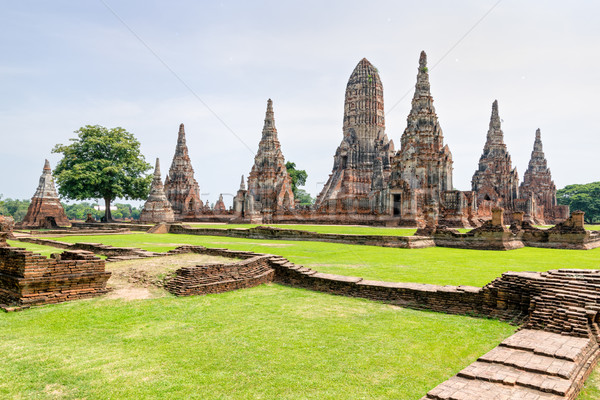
[0,246,110,309]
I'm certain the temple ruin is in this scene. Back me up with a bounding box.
[21,160,70,228]
[213,194,227,213]
[373,51,454,226]
[139,158,175,223]
[132,51,569,227]
[164,123,203,220]
[518,128,569,224]
[471,100,520,218]
[315,58,394,215]
[234,99,295,223]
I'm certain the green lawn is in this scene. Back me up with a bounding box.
[6,232,600,397]
[44,233,600,287]
[185,223,420,236]
[6,240,64,257]
[580,368,600,400]
[0,284,514,399]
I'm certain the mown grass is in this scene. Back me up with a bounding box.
[7,240,64,257]
[579,368,600,400]
[0,284,514,399]
[45,233,600,287]
[186,223,420,236]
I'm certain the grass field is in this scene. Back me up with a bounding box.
[580,369,600,400]
[186,223,421,236]
[6,232,600,398]
[44,233,600,287]
[0,284,514,399]
[187,222,600,233]
[6,240,59,257]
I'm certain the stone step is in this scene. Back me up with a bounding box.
[478,346,577,379]
[500,329,592,362]
[421,376,563,400]
[458,361,571,396]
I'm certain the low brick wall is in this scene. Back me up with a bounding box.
[166,254,274,296]
[268,257,488,316]
[17,237,160,259]
[163,246,531,322]
[71,222,153,232]
[431,229,524,250]
[0,246,110,309]
[169,224,434,249]
[169,223,600,251]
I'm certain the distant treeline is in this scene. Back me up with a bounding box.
[556,182,600,224]
[0,198,142,222]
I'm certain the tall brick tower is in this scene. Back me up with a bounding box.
[316,58,394,212]
[164,124,202,220]
[519,128,561,221]
[386,51,453,223]
[245,99,295,218]
[471,100,519,210]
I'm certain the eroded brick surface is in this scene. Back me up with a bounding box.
[21,160,70,228]
[139,158,175,223]
[164,124,203,219]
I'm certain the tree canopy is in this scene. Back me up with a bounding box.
[556,182,600,223]
[285,162,313,206]
[52,125,152,221]
[285,161,308,196]
[0,197,30,222]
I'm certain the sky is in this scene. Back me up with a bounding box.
[1,1,599,208]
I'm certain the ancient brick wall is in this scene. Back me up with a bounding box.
[169,224,434,249]
[0,246,110,309]
[166,255,274,297]
[16,237,162,261]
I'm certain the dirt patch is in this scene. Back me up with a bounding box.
[106,253,234,301]
[106,287,154,301]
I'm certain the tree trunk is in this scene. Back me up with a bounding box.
[104,197,113,222]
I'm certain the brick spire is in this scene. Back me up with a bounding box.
[164,123,202,218]
[485,100,505,148]
[315,57,394,209]
[263,99,276,138]
[246,99,294,213]
[392,50,453,195]
[471,100,519,208]
[34,159,60,199]
[140,158,175,223]
[519,128,557,213]
[21,159,70,228]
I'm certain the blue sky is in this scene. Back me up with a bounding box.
[1,1,599,207]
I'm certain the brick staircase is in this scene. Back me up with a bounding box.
[421,329,600,399]
[422,268,600,400]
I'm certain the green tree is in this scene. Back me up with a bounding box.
[0,198,31,222]
[52,125,152,222]
[557,182,600,223]
[62,202,103,221]
[295,188,314,207]
[285,161,308,197]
